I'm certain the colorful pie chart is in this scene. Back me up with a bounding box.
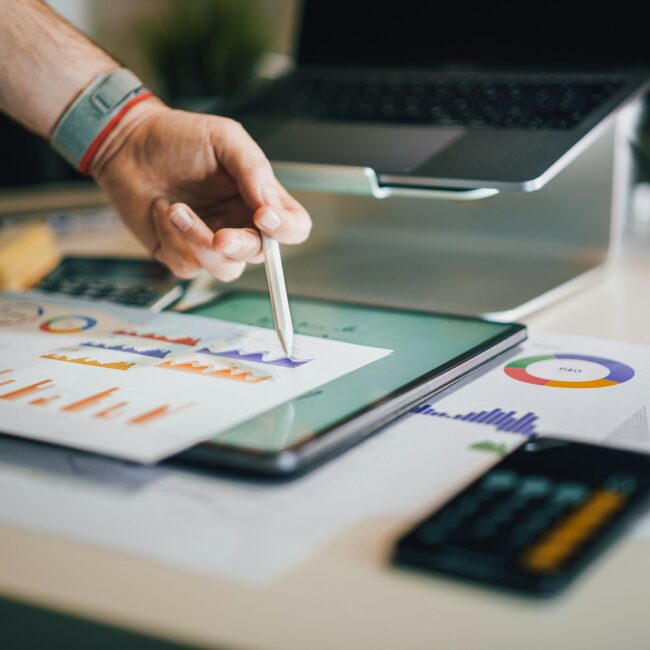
[39,315,98,334]
[504,354,634,388]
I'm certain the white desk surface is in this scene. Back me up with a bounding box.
[1,213,650,650]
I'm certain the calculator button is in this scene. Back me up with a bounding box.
[522,512,551,533]
[537,502,568,521]
[491,503,515,523]
[85,282,110,297]
[482,470,518,491]
[437,508,461,525]
[509,495,530,510]
[518,475,553,498]
[456,496,480,516]
[510,526,536,548]
[553,482,589,505]
[417,522,445,545]
[60,280,86,295]
[604,474,637,496]
[471,518,498,538]
[107,289,129,302]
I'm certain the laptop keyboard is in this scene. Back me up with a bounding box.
[239,74,623,130]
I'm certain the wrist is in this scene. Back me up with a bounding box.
[89,96,167,178]
[50,68,160,175]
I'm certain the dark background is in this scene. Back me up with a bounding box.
[2,0,650,191]
[299,0,650,67]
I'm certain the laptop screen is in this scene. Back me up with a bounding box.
[297,1,650,69]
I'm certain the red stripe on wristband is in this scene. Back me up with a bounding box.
[79,90,154,176]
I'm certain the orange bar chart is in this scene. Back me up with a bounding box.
[129,402,193,425]
[62,388,119,413]
[0,379,53,401]
[30,395,60,406]
[95,402,128,419]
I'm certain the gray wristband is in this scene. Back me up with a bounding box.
[51,68,149,172]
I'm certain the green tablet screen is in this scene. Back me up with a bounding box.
[188,292,521,455]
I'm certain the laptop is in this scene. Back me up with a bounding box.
[231,0,650,192]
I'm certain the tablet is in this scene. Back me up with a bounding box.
[177,292,526,476]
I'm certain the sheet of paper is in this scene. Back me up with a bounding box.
[0,293,390,462]
[0,418,520,584]
[410,331,650,452]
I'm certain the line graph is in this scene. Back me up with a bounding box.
[40,353,134,371]
[81,341,172,359]
[412,404,539,436]
[112,329,200,346]
[196,348,312,369]
[156,359,271,383]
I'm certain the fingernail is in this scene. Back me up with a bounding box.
[260,210,281,231]
[261,186,281,207]
[170,207,193,232]
[221,236,242,256]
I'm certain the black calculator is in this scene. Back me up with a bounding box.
[393,438,650,596]
[36,256,184,312]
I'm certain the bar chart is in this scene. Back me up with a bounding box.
[81,341,173,359]
[197,348,312,369]
[411,404,539,436]
[0,370,193,427]
[156,359,271,383]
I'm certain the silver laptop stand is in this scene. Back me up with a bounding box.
[235,108,635,320]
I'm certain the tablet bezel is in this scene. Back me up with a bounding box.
[176,292,527,477]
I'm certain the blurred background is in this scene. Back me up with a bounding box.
[1,0,649,192]
[0,0,649,314]
[0,0,300,191]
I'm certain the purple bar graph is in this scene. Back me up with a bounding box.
[411,404,539,437]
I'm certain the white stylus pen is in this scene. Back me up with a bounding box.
[262,233,294,358]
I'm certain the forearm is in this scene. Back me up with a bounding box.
[0,0,116,136]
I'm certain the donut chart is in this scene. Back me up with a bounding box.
[504,354,634,388]
[39,315,98,334]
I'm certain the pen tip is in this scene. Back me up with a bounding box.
[280,332,293,358]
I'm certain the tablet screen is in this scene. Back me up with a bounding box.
[189,292,521,455]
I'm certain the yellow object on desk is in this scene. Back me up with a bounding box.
[0,221,61,290]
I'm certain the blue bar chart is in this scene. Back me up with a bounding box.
[411,404,539,436]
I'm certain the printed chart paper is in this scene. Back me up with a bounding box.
[410,331,650,453]
[0,293,390,462]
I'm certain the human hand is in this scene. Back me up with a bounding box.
[91,99,311,281]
